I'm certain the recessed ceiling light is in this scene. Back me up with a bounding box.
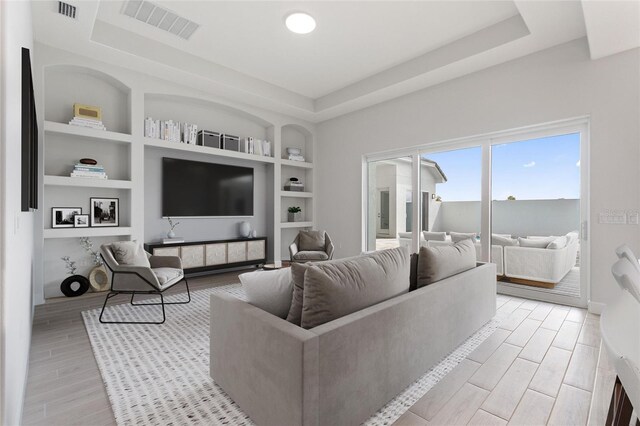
[285,12,316,34]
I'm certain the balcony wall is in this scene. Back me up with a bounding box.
[432,199,579,237]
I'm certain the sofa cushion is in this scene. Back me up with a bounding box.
[417,239,476,288]
[547,236,568,250]
[300,247,410,329]
[152,267,182,286]
[240,268,293,318]
[566,231,579,245]
[422,231,447,241]
[294,251,329,261]
[492,234,519,246]
[450,232,477,243]
[111,241,150,267]
[298,230,325,251]
[285,262,312,325]
[518,237,556,248]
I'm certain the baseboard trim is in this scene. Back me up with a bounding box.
[588,301,605,315]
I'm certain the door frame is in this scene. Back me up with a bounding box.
[363,116,590,307]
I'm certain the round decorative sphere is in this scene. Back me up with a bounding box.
[60,275,90,297]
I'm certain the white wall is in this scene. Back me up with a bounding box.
[432,199,580,237]
[0,1,35,424]
[316,39,640,308]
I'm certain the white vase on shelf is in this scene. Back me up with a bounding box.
[239,221,251,238]
[167,230,176,239]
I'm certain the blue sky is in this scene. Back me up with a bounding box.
[424,133,580,201]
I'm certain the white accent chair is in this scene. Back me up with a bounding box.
[99,244,190,324]
[601,247,640,424]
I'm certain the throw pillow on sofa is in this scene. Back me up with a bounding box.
[240,268,293,319]
[417,239,476,288]
[450,232,477,243]
[300,247,410,329]
[110,241,150,267]
[492,234,519,246]
[518,237,556,248]
[547,236,568,250]
[422,231,447,241]
[286,262,314,325]
[298,230,325,251]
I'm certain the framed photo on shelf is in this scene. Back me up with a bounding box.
[52,207,82,228]
[73,214,89,228]
[90,197,119,227]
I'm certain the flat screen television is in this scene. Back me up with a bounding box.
[162,157,254,217]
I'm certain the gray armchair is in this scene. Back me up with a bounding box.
[289,230,335,263]
[99,243,190,324]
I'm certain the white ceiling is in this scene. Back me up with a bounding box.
[31,1,640,123]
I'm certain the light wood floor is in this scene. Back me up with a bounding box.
[393,294,613,426]
[23,278,612,426]
[22,271,242,426]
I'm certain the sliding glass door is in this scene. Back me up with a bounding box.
[363,120,589,306]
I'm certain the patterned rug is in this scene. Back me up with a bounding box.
[82,284,506,426]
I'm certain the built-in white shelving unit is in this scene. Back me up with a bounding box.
[44,120,132,144]
[280,221,314,229]
[43,175,133,189]
[35,56,316,301]
[143,137,276,164]
[43,227,134,239]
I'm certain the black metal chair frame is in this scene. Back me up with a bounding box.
[99,255,191,325]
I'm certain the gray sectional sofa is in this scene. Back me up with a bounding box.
[209,260,496,426]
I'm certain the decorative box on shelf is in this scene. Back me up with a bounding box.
[284,177,304,192]
[196,130,222,149]
[222,134,240,151]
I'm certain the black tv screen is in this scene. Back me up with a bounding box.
[162,158,254,217]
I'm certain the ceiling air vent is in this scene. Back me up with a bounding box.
[121,0,200,40]
[58,1,77,19]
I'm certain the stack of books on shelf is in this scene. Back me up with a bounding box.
[144,117,198,144]
[241,137,272,157]
[69,117,106,131]
[70,163,107,179]
[287,153,306,162]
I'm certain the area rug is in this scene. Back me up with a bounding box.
[82,284,506,426]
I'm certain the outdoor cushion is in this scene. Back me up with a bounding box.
[417,239,476,288]
[492,234,519,246]
[111,241,150,267]
[547,236,568,250]
[152,267,182,286]
[518,237,556,248]
[300,247,410,329]
[298,230,326,251]
[450,232,477,243]
[423,231,447,241]
[294,251,329,261]
[241,268,293,318]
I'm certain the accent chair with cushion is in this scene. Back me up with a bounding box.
[289,230,334,262]
[99,241,190,324]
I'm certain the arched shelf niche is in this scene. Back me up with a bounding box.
[144,93,275,142]
[281,124,313,162]
[44,65,132,134]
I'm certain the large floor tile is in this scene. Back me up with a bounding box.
[505,318,541,347]
[547,384,591,426]
[552,319,582,350]
[468,328,511,364]
[540,307,569,331]
[480,358,538,420]
[528,346,572,397]
[519,327,557,363]
[428,383,489,426]
[468,343,521,391]
[564,343,599,391]
[508,389,555,426]
[468,409,507,425]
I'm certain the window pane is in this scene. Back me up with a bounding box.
[366,156,413,252]
[491,133,581,295]
[419,146,485,257]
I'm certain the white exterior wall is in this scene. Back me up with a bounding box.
[432,199,580,237]
[316,39,640,309]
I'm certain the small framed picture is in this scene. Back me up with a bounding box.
[90,198,119,227]
[73,214,89,228]
[52,207,82,228]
